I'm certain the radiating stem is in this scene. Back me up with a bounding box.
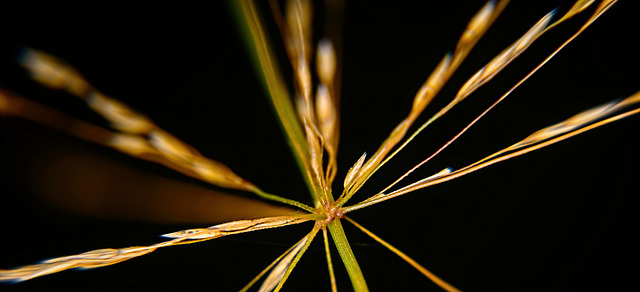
[322,227,338,292]
[327,218,369,292]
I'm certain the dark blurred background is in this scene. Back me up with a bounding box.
[1,1,639,291]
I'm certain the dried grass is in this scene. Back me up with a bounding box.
[0,0,638,290]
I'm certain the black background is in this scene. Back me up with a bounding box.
[1,1,639,291]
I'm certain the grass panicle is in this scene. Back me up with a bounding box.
[0,0,638,291]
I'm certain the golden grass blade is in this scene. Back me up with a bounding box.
[284,0,340,203]
[339,0,508,205]
[515,102,623,147]
[0,215,314,283]
[344,217,461,292]
[258,236,308,292]
[277,0,324,186]
[411,106,640,197]
[20,49,148,134]
[0,88,117,145]
[268,0,342,201]
[455,0,600,109]
[322,227,338,292]
[363,0,619,200]
[453,0,603,104]
[547,0,595,30]
[347,91,640,211]
[286,0,313,109]
[262,223,320,292]
[316,39,339,185]
[455,12,554,103]
[344,152,367,190]
[161,214,316,240]
[0,88,314,212]
[13,47,317,209]
[341,0,612,206]
[269,0,314,108]
[302,114,329,200]
[0,134,296,224]
[249,1,342,203]
[351,1,606,204]
[240,238,301,292]
[236,0,322,204]
[0,236,185,283]
[17,48,253,190]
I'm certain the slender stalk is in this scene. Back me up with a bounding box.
[232,0,323,204]
[327,218,369,292]
[239,241,298,292]
[345,217,461,292]
[322,227,338,292]
[272,224,320,292]
[250,187,314,212]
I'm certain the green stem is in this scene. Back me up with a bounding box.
[251,187,314,213]
[231,0,321,205]
[327,219,369,292]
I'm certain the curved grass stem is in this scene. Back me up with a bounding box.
[344,217,461,292]
[346,93,640,212]
[349,0,610,205]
